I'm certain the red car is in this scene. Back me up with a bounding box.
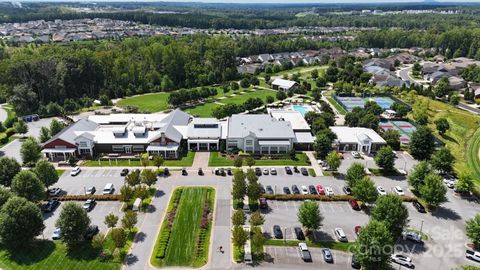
[348,199,360,210]
[316,185,325,195]
[354,226,362,236]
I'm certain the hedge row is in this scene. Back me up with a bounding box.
[261,194,417,202]
[195,228,208,258]
[155,227,171,259]
[55,194,121,201]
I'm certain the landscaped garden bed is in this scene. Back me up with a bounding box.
[208,152,309,167]
[82,152,195,167]
[151,187,215,268]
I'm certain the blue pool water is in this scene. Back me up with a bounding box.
[292,105,309,116]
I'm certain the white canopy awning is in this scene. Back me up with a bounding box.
[187,139,219,144]
[146,145,179,151]
[258,140,291,146]
[41,148,76,153]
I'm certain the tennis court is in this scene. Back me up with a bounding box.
[336,96,395,112]
[379,120,417,144]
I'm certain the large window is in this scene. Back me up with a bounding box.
[112,145,124,152]
[78,141,88,148]
[245,140,253,146]
[133,145,144,152]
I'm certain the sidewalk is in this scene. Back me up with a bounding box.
[305,151,323,176]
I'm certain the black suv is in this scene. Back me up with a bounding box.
[120,168,129,176]
[182,168,188,175]
[42,199,60,212]
[283,186,291,194]
[84,225,99,240]
[285,166,292,175]
[294,227,305,240]
[343,186,352,195]
[308,185,317,195]
[255,167,262,176]
[266,185,274,194]
[273,225,283,239]
[300,167,309,176]
[413,201,426,213]
[292,185,300,194]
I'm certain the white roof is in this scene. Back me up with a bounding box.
[271,78,297,89]
[146,145,179,151]
[269,110,310,131]
[294,132,315,143]
[228,114,295,139]
[330,126,386,144]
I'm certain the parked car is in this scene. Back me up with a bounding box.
[401,231,422,243]
[273,225,283,239]
[325,187,334,196]
[48,187,62,196]
[83,199,96,212]
[316,185,325,195]
[308,185,317,195]
[466,249,480,263]
[42,199,60,212]
[283,186,291,194]
[182,168,188,175]
[198,168,203,175]
[260,185,266,194]
[348,199,360,210]
[120,168,129,176]
[293,166,300,173]
[298,242,312,262]
[262,168,269,175]
[227,169,233,176]
[255,167,262,176]
[292,185,300,194]
[266,185,274,194]
[376,186,387,196]
[322,248,334,263]
[413,201,426,213]
[52,228,61,240]
[102,183,115,195]
[300,167,308,176]
[259,198,268,209]
[354,225,362,236]
[84,225,99,240]
[343,186,352,195]
[85,186,96,195]
[335,228,347,242]
[351,254,361,269]
[70,166,81,176]
[394,186,405,196]
[301,185,309,195]
[294,227,305,240]
[285,166,292,175]
[391,254,414,268]
[270,168,277,175]
[351,151,361,159]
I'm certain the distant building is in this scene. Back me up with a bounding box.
[330,126,386,154]
[271,78,298,92]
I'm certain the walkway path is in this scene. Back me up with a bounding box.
[305,151,323,176]
[192,151,211,169]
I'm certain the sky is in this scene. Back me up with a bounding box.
[12,0,480,3]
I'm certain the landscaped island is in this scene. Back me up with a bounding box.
[151,187,215,268]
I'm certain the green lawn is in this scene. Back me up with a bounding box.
[264,239,355,252]
[83,152,195,167]
[208,152,309,166]
[56,170,65,177]
[116,92,170,112]
[326,96,348,115]
[219,89,276,105]
[184,102,222,117]
[0,241,119,270]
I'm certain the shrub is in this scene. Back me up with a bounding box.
[56,194,121,201]
[155,227,171,258]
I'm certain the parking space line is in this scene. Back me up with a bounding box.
[318,202,326,212]
[274,201,280,211]
[329,203,335,213]
[283,201,289,211]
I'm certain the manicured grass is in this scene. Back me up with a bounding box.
[208,152,309,166]
[265,239,355,252]
[56,170,65,177]
[184,102,221,117]
[83,152,195,167]
[308,168,316,177]
[0,241,119,270]
[219,89,276,105]
[326,96,347,115]
[116,92,170,112]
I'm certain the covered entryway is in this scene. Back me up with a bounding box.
[258,140,290,154]
[41,148,76,161]
[146,145,179,159]
[187,139,219,152]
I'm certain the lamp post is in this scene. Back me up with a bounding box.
[420,219,424,235]
[284,227,287,243]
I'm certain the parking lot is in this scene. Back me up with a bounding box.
[337,150,418,175]
[263,246,354,269]
[54,168,126,195]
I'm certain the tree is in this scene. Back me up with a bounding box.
[249,211,265,226]
[297,201,323,233]
[34,160,59,188]
[311,69,319,79]
[374,146,396,171]
[121,210,137,231]
[276,91,287,100]
[68,155,77,167]
[325,151,341,171]
[430,147,455,174]
[232,209,246,226]
[434,76,451,98]
[372,194,409,238]
[0,197,45,249]
[0,157,21,187]
[125,169,141,186]
[20,137,42,166]
[391,102,409,118]
[232,226,248,248]
[314,132,334,159]
[92,233,105,250]
[14,120,28,137]
[111,227,127,249]
[382,129,401,150]
[152,155,164,168]
[49,119,64,136]
[409,126,435,160]
[435,118,450,135]
[245,157,255,167]
[266,96,274,104]
[247,181,262,202]
[56,202,90,247]
[466,214,480,248]
[420,174,447,207]
[345,163,366,188]
[0,188,13,209]
[456,172,475,193]
[120,185,134,202]
[8,84,38,116]
[251,226,265,250]
[140,153,149,167]
[141,169,157,187]
[232,170,247,201]
[408,161,432,191]
[104,213,119,228]
[39,126,51,143]
[234,156,243,168]
[11,170,45,202]
[354,220,394,270]
[352,177,378,204]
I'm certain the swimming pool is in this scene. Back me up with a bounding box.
[292,105,312,116]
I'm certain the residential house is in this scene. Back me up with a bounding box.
[330,126,387,154]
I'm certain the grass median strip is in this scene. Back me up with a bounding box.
[265,239,355,252]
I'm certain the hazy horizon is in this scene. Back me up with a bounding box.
[8,0,480,4]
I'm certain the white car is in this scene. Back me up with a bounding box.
[70,166,81,176]
[262,168,269,175]
[301,185,309,195]
[391,254,413,268]
[334,227,347,242]
[270,168,277,175]
[52,228,61,240]
[325,187,334,196]
[351,151,361,159]
[376,186,387,196]
[394,186,405,196]
[446,179,456,189]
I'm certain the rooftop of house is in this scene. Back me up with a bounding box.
[228,114,295,139]
[268,109,311,131]
[271,78,297,88]
[330,126,386,144]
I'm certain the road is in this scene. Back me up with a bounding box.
[457,102,480,114]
